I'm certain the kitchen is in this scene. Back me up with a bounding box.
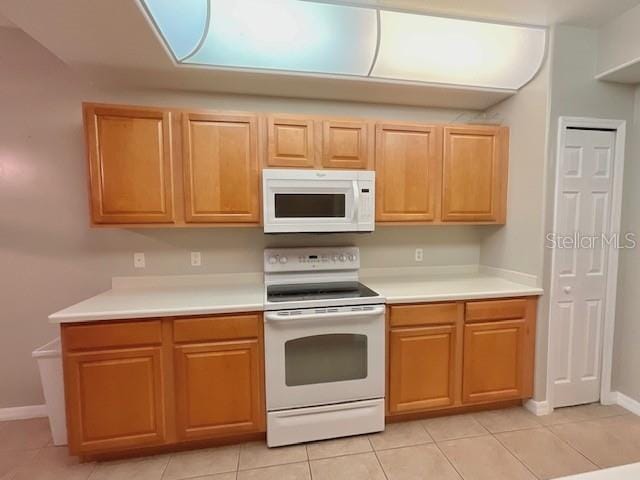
[2,1,640,479]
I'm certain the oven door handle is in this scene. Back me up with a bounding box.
[265,306,385,323]
[351,180,360,222]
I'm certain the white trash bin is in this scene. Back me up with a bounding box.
[32,338,67,446]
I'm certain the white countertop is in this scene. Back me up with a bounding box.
[49,267,543,324]
[49,274,264,324]
[362,266,543,304]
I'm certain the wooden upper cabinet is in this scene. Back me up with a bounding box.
[375,123,442,222]
[442,126,508,223]
[182,112,260,223]
[84,105,174,224]
[322,120,371,169]
[267,116,316,168]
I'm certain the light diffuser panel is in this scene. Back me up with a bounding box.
[372,11,546,90]
[185,0,378,75]
[139,0,547,91]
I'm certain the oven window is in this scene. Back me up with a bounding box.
[274,194,346,218]
[284,334,367,386]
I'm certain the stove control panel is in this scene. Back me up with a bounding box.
[264,247,360,272]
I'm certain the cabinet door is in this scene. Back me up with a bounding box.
[182,112,260,223]
[64,347,166,454]
[174,339,264,440]
[322,120,371,169]
[375,123,442,222]
[462,319,527,404]
[442,126,508,222]
[84,105,174,224]
[389,325,457,413]
[267,116,316,168]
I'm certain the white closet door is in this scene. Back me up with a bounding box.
[550,128,616,408]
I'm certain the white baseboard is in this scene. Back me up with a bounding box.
[0,404,47,421]
[525,399,552,416]
[614,391,640,416]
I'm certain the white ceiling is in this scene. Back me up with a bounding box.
[335,0,640,27]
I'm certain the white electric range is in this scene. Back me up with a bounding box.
[263,246,386,447]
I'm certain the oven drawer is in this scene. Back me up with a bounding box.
[267,398,384,447]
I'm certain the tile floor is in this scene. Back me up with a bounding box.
[0,403,637,480]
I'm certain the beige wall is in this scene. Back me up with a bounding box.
[612,85,640,402]
[479,52,550,279]
[538,25,637,403]
[596,3,640,76]
[477,42,551,404]
[0,28,484,408]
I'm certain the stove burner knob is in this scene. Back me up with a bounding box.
[278,256,288,264]
[338,254,346,262]
[268,256,278,265]
[348,254,357,262]
[332,255,339,262]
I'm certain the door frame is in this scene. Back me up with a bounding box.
[546,116,626,408]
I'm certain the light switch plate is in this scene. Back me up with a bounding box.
[133,252,146,268]
[414,248,424,262]
[191,251,202,267]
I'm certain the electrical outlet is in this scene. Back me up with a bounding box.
[414,248,424,262]
[191,251,202,267]
[133,252,146,268]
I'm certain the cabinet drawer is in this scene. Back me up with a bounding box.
[173,313,260,343]
[63,320,162,351]
[390,303,459,328]
[465,299,527,323]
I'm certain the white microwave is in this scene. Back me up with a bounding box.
[262,169,375,233]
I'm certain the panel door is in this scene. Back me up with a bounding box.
[389,325,457,413]
[550,128,616,408]
[462,319,527,404]
[84,105,174,224]
[64,347,166,454]
[267,116,316,168]
[174,339,264,440]
[375,123,442,222]
[322,120,371,169]
[182,112,260,223]
[442,126,508,222]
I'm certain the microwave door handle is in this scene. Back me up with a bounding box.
[352,180,360,221]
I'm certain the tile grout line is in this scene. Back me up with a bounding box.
[542,424,602,469]
[432,439,468,480]
[491,431,542,480]
[367,435,390,480]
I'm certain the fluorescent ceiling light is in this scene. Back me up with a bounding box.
[373,11,546,90]
[139,0,546,91]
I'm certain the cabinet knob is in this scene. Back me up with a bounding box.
[563,286,572,294]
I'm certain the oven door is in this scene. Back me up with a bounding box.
[264,305,385,411]
[263,170,365,233]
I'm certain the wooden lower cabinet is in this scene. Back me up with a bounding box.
[462,319,528,403]
[389,325,458,413]
[62,314,265,456]
[174,339,264,440]
[64,346,167,454]
[387,297,537,417]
